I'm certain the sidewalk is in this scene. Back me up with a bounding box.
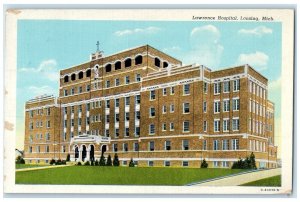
[191,168,281,186]
[16,164,72,172]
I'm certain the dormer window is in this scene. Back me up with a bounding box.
[125,58,132,68]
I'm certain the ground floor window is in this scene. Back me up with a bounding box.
[213,161,219,167]
[123,161,127,166]
[182,161,189,167]
[45,160,49,163]
[222,161,229,168]
[164,161,170,167]
[148,161,154,167]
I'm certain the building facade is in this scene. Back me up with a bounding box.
[23,45,277,168]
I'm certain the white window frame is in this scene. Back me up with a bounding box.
[183,103,190,114]
[232,139,239,150]
[214,119,220,132]
[214,100,221,114]
[214,82,221,95]
[183,121,190,132]
[223,118,230,132]
[233,98,240,111]
[149,124,155,135]
[223,99,230,112]
[183,84,190,95]
[232,118,240,131]
[223,80,230,93]
[170,122,174,131]
[233,79,240,92]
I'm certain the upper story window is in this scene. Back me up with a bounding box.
[155,58,160,67]
[125,97,130,106]
[150,107,155,117]
[106,100,110,108]
[149,124,155,135]
[223,100,230,112]
[115,98,120,108]
[214,101,221,113]
[233,79,240,91]
[232,139,239,150]
[135,55,143,65]
[149,141,155,151]
[170,86,175,95]
[233,98,240,111]
[86,84,90,92]
[214,82,221,94]
[136,74,141,82]
[115,61,121,70]
[203,82,208,93]
[135,95,141,104]
[183,121,190,132]
[163,88,167,96]
[71,73,76,81]
[86,69,91,77]
[125,58,132,68]
[29,110,34,118]
[183,84,190,95]
[163,61,168,68]
[106,80,110,88]
[203,101,207,113]
[78,86,82,93]
[165,140,171,150]
[78,71,83,79]
[86,103,90,111]
[64,89,68,96]
[46,120,51,128]
[183,103,190,114]
[182,140,189,150]
[150,90,155,100]
[125,76,130,84]
[115,78,120,86]
[64,75,69,83]
[223,81,230,93]
[71,88,75,95]
[105,64,112,73]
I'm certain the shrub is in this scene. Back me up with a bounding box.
[201,159,208,168]
[56,159,62,165]
[50,159,56,165]
[77,162,82,166]
[94,160,99,166]
[66,154,70,162]
[99,155,106,166]
[106,155,112,166]
[61,160,66,165]
[129,158,135,167]
[84,161,90,166]
[113,154,120,166]
[232,153,257,169]
[15,156,25,164]
[91,160,94,166]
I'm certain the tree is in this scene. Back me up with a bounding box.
[201,159,208,168]
[66,154,70,162]
[113,154,120,166]
[99,155,106,166]
[106,155,112,166]
[84,161,90,166]
[231,153,257,169]
[129,158,135,167]
[50,159,56,165]
[15,156,25,164]
[94,160,99,166]
[249,152,257,169]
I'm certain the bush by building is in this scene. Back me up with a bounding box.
[113,154,120,166]
[15,156,25,164]
[201,159,208,168]
[232,152,257,169]
[84,161,90,166]
[66,154,70,162]
[50,159,56,165]
[106,155,112,166]
[94,160,99,166]
[129,158,135,167]
[99,155,106,166]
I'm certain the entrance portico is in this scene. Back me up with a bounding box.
[70,134,111,162]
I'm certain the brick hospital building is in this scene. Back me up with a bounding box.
[23,45,277,168]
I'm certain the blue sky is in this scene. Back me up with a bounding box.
[16,20,282,153]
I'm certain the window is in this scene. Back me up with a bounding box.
[135,95,141,104]
[78,105,82,113]
[115,61,121,70]
[86,103,90,111]
[135,55,143,65]
[223,100,230,112]
[203,140,207,150]
[170,86,175,95]
[162,88,167,96]
[163,61,168,68]
[183,161,189,167]
[135,127,140,136]
[71,106,74,113]
[37,146,40,153]
[182,140,189,150]
[214,82,221,94]
[213,140,219,150]
[203,101,207,113]
[155,58,160,67]
[222,139,229,150]
[135,111,140,120]
[183,103,190,114]
[105,64,112,72]
[86,117,90,125]
[46,133,50,141]
[71,119,74,126]
[115,113,119,122]
[115,128,119,138]
[150,107,155,117]
[115,98,120,107]
[162,105,167,114]
[149,141,155,151]
[149,124,155,135]
[150,90,155,100]
[71,73,76,81]
[233,98,240,111]
[170,122,174,131]
[134,142,139,151]
[64,89,68,96]
[214,120,220,132]
[106,80,110,88]
[125,127,129,137]
[223,119,230,132]
[123,143,128,152]
[203,121,207,132]
[106,100,110,108]
[125,76,130,84]
[71,88,75,95]
[123,161,127,166]
[47,108,50,116]
[162,123,167,131]
[113,143,118,152]
[115,78,120,86]
[183,121,190,132]
[170,104,175,113]
[233,79,240,91]
[47,120,50,128]
[148,161,154,167]
[222,161,229,168]
[232,118,240,131]
[214,101,221,113]
[232,139,239,150]
[223,81,230,93]
[29,146,32,153]
[29,110,34,118]
[165,140,171,150]
[136,74,141,82]
[78,86,82,93]
[106,115,110,123]
[64,75,69,83]
[183,84,190,95]
[125,97,130,106]
[29,122,33,130]
[45,145,50,153]
[203,82,208,93]
[105,129,110,137]
[165,161,170,167]
[125,58,132,68]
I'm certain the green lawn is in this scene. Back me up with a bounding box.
[16,166,245,185]
[16,164,48,169]
[241,175,281,186]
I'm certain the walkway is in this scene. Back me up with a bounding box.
[16,164,72,172]
[189,168,281,186]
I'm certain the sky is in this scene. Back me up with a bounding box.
[16,20,282,156]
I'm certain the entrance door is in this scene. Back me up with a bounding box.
[82,145,87,161]
[101,145,107,156]
[75,146,79,160]
[90,145,95,161]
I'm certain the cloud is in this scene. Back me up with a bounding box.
[269,76,281,91]
[182,25,224,68]
[19,59,59,81]
[114,26,161,36]
[28,85,56,96]
[238,26,273,37]
[236,51,269,71]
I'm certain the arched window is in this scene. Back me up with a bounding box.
[125,58,132,68]
[64,75,69,83]
[105,64,112,73]
[163,62,168,68]
[155,58,161,67]
[115,61,121,70]
[135,55,143,65]
[78,71,83,79]
[71,73,76,81]
[86,69,91,77]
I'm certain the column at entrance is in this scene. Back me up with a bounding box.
[86,148,90,162]
[78,147,82,162]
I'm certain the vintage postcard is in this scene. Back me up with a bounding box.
[4,9,294,194]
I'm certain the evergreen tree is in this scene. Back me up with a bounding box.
[106,155,112,166]
[66,154,70,162]
[94,160,99,166]
[99,155,106,166]
[129,158,135,167]
[201,159,208,168]
[113,154,120,166]
[249,152,257,169]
